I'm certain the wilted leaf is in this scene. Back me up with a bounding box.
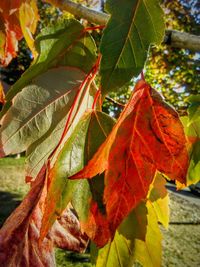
[19,0,39,58]
[71,80,188,245]
[40,111,115,243]
[0,166,87,267]
[100,0,165,93]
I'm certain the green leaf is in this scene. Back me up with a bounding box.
[118,201,148,241]
[72,111,116,219]
[1,19,96,116]
[187,140,200,185]
[40,112,92,240]
[187,95,200,125]
[94,201,162,267]
[95,231,134,267]
[84,111,115,214]
[0,67,86,158]
[183,96,200,185]
[26,79,95,179]
[71,179,91,222]
[40,111,115,239]
[100,0,165,94]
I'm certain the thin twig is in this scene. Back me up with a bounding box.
[105,96,125,107]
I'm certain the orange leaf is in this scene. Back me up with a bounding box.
[71,79,188,244]
[0,0,23,66]
[0,81,5,104]
[81,201,110,248]
[0,166,88,266]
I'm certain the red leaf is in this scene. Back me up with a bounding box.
[0,166,88,267]
[71,80,188,245]
[80,201,110,248]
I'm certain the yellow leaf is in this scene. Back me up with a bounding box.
[134,201,162,267]
[19,0,39,58]
[95,201,162,267]
[148,173,169,228]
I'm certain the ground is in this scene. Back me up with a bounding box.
[0,158,200,266]
[162,193,200,267]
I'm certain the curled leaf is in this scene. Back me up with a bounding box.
[0,165,88,267]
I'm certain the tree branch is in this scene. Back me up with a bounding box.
[105,96,125,107]
[165,30,200,52]
[46,0,200,52]
[46,0,108,25]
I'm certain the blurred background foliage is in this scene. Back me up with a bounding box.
[145,0,200,115]
[0,0,199,117]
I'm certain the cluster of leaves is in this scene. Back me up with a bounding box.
[0,0,199,267]
[104,0,200,115]
[0,0,39,66]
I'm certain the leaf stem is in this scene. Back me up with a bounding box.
[84,25,105,32]
[141,71,145,81]
[47,55,101,161]
[92,89,101,109]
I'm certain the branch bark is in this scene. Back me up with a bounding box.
[165,30,200,52]
[46,0,200,52]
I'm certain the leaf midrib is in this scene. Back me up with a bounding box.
[106,0,141,80]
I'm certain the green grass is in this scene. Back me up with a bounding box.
[0,157,28,226]
[0,156,25,166]
[0,157,28,198]
[0,157,92,266]
[56,250,91,267]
